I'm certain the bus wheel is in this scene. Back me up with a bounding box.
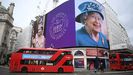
[21,67,28,73]
[58,68,63,73]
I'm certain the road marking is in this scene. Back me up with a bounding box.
[0,66,9,69]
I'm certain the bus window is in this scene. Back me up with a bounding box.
[39,60,46,65]
[46,61,54,66]
[20,60,29,65]
[49,51,57,55]
[25,51,30,53]
[120,54,125,58]
[67,51,71,54]
[33,50,39,54]
[40,51,48,55]
[110,54,116,59]
[110,61,117,64]
[64,51,71,55]
[19,49,31,54]
[63,60,73,66]
[16,49,23,53]
[40,50,57,55]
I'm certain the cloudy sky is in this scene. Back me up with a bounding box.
[2,0,133,45]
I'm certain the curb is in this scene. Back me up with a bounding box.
[104,70,133,74]
[0,65,9,69]
[75,70,133,73]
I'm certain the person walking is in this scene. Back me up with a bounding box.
[99,61,104,72]
[94,57,99,73]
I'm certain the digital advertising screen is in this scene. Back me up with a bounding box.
[31,16,45,48]
[75,0,109,49]
[45,0,76,48]
[42,0,109,49]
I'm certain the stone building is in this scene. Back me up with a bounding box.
[0,1,15,64]
[7,26,22,54]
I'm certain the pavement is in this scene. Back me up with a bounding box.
[0,65,133,73]
[0,65,9,69]
[74,68,133,74]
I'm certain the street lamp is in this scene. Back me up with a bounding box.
[96,46,98,57]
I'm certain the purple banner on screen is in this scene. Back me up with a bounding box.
[45,0,76,48]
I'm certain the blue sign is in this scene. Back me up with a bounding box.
[22,54,52,60]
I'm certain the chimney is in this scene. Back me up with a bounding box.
[8,3,15,16]
[0,0,1,5]
[53,0,59,8]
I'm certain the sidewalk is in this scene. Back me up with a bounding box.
[75,68,133,73]
[104,70,133,74]
[0,65,9,69]
[0,65,133,73]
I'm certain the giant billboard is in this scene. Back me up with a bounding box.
[31,16,45,48]
[30,0,109,50]
[75,0,109,49]
[45,0,109,49]
[45,0,76,48]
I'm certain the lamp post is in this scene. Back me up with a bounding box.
[94,46,99,73]
[53,0,59,8]
[97,46,98,57]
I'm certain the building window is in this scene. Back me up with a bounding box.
[74,58,84,68]
[74,50,84,56]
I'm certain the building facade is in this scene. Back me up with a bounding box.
[102,2,132,51]
[0,1,15,64]
[15,25,32,50]
[64,47,109,71]
[7,26,22,54]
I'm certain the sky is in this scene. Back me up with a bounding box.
[2,0,67,28]
[2,0,133,45]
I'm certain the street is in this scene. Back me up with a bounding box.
[0,66,133,75]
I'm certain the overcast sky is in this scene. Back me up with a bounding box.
[2,0,133,45]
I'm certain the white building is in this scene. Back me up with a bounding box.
[15,25,32,50]
[102,1,132,50]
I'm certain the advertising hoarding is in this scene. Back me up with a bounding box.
[74,58,84,68]
[31,16,45,48]
[45,0,76,48]
[86,48,108,57]
[45,0,109,49]
[75,0,109,49]
[32,0,109,49]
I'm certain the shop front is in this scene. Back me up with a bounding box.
[71,48,109,71]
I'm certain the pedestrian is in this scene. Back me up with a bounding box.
[94,57,99,73]
[99,61,104,72]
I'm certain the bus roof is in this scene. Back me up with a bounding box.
[111,53,133,55]
[18,48,71,52]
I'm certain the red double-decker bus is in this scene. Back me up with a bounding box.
[9,48,74,73]
[109,53,133,71]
